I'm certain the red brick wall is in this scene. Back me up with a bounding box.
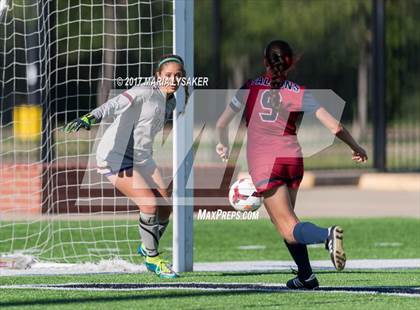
[0,164,42,212]
[0,163,237,213]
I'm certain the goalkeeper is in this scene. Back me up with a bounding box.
[64,54,188,279]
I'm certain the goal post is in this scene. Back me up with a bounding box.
[172,0,194,273]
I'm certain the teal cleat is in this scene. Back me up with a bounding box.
[137,242,147,257]
[138,243,178,278]
[145,255,179,279]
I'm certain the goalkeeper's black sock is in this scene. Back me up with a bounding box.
[284,240,313,280]
[138,212,160,257]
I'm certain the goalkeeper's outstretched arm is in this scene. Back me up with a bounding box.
[63,89,139,133]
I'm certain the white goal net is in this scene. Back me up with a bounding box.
[0,0,176,266]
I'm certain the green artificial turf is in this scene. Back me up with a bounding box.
[1,218,419,309]
[1,218,419,263]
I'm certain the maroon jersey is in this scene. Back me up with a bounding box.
[230,72,320,166]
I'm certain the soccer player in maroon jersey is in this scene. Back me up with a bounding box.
[216,40,367,289]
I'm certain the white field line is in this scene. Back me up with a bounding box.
[0,258,419,277]
[194,259,420,272]
[373,242,403,247]
[237,245,267,250]
[87,248,120,253]
[0,282,419,298]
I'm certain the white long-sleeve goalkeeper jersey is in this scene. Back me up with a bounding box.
[91,85,175,172]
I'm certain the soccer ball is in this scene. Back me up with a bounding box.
[228,178,262,212]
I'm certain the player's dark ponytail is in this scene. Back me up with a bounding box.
[264,40,293,110]
[156,54,189,108]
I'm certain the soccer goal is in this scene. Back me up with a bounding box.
[0,0,193,272]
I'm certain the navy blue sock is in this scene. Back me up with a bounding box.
[293,222,328,244]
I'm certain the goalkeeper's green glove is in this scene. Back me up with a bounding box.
[63,113,97,132]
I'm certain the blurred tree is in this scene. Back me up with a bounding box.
[217,0,371,127]
[195,0,419,127]
[385,0,420,123]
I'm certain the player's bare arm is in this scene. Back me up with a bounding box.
[315,107,368,163]
[215,105,237,161]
